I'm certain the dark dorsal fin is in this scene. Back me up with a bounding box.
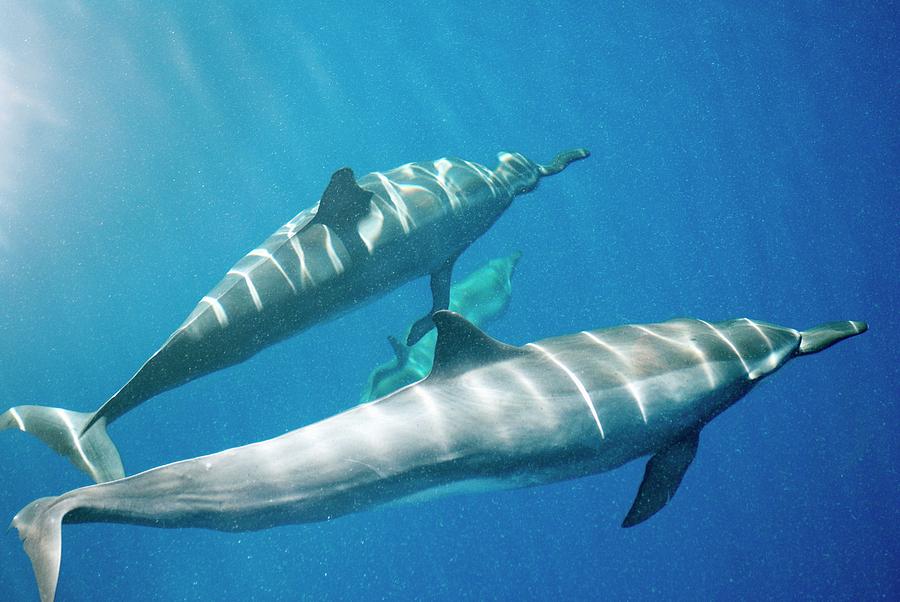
[309,167,373,236]
[429,310,529,379]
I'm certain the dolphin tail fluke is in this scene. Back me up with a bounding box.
[10,495,75,602]
[797,321,868,355]
[537,148,590,177]
[1,406,124,483]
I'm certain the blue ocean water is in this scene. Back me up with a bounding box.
[0,1,896,600]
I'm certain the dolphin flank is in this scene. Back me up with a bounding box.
[10,312,866,602]
[1,148,589,483]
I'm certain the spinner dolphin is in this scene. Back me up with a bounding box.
[10,312,866,602]
[1,149,588,482]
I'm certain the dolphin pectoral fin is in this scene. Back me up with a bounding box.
[407,258,456,346]
[622,431,700,528]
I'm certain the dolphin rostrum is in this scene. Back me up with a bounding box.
[359,250,522,402]
[1,149,589,483]
[10,311,866,602]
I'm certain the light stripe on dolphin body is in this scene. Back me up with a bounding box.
[356,202,385,254]
[580,331,648,423]
[633,324,717,388]
[495,364,560,430]
[411,385,451,453]
[54,409,93,477]
[741,318,783,376]
[288,235,316,288]
[526,342,606,440]
[373,172,415,234]
[226,269,263,311]
[321,225,346,274]
[743,318,775,352]
[462,159,501,197]
[8,407,25,431]
[247,248,297,293]
[433,158,464,211]
[200,296,229,327]
[696,319,752,377]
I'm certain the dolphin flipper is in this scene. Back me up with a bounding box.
[622,431,700,528]
[407,257,456,346]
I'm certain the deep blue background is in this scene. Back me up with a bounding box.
[0,2,896,600]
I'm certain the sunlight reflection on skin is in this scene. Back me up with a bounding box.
[580,332,648,423]
[526,342,606,440]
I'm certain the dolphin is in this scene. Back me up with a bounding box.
[10,311,866,602]
[359,250,522,402]
[1,149,589,483]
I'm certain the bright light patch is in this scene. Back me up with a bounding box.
[698,320,751,377]
[412,386,450,451]
[463,159,499,197]
[743,318,774,352]
[434,158,462,211]
[322,226,345,274]
[460,371,510,443]
[201,296,229,327]
[357,202,384,254]
[56,409,93,474]
[581,332,647,423]
[227,269,263,311]
[497,365,559,428]
[289,236,315,289]
[527,343,605,440]
[635,325,717,389]
[0,19,66,252]
[743,318,780,373]
[8,407,25,431]
[374,172,413,233]
[581,331,630,364]
[249,248,297,293]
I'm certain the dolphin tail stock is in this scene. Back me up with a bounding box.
[1,405,125,483]
[10,495,78,602]
[797,321,868,356]
[536,148,591,177]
